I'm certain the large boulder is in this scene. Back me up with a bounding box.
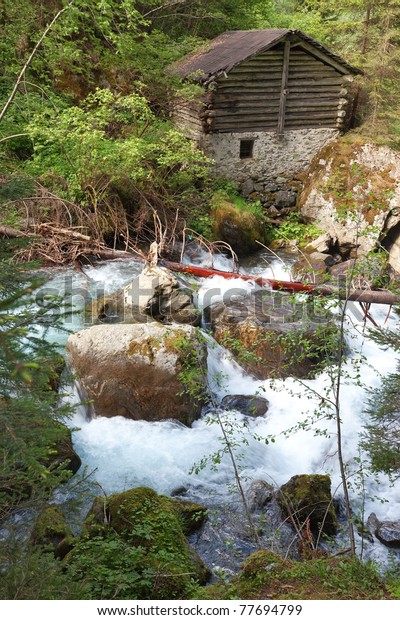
[204,290,336,379]
[66,323,207,425]
[210,191,265,256]
[31,504,74,559]
[300,139,400,262]
[278,474,338,535]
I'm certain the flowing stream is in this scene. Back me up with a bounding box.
[41,250,400,574]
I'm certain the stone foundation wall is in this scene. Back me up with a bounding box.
[201,128,339,209]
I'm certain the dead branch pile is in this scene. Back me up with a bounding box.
[0,177,188,264]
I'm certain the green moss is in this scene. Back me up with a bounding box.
[164,497,208,535]
[165,330,207,405]
[210,190,266,256]
[196,552,392,600]
[300,136,397,223]
[78,487,210,599]
[278,474,338,536]
[127,336,161,361]
[31,504,74,558]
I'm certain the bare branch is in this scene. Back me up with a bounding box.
[0,134,29,144]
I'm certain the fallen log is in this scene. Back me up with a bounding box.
[0,225,27,238]
[161,260,400,306]
[39,224,91,241]
[77,247,137,260]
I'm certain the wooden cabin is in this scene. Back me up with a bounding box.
[171,30,361,196]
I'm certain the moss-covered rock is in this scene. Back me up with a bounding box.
[278,474,338,535]
[198,551,392,600]
[31,504,74,559]
[300,137,400,263]
[164,497,208,535]
[204,291,338,380]
[77,487,210,599]
[211,191,265,256]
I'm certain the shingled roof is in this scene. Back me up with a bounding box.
[173,29,361,81]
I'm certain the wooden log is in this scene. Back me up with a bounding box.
[286,110,340,119]
[215,110,280,118]
[0,225,26,238]
[290,42,350,75]
[220,77,346,89]
[288,72,341,80]
[287,77,346,86]
[215,123,277,132]
[229,69,286,78]
[286,101,341,109]
[218,92,343,104]
[216,94,281,103]
[161,261,400,306]
[39,224,91,241]
[215,104,280,113]
[78,247,136,260]
[278,40,290,136]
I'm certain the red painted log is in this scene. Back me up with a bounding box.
[162,260,317,292]
[161,260,400,305]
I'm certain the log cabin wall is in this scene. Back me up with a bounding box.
[207,43,351,134]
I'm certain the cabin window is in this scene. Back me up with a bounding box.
[239,139,254,159]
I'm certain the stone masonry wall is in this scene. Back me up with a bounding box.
[201,128,339,211]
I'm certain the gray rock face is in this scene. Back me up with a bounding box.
[66,323,207,425]
[124,266,200,325]
[275,190,297,208]
[367,512,400,548]
[300,142,400,264]
[247,480,275,512]
[220,394,269,417]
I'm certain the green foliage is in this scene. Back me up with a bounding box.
[0,243,77,520]
[25,88,209,203]
[267,212,322,244]
[65,532,151,599]
[189,213,214,239]
[0,540,86,600]
[362,364,400,476]
[201,550,392,599]
[67,487,209,599]
[171,329,208,406]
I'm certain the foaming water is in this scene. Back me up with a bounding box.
[32,258,144,346]
[55,252,400,566]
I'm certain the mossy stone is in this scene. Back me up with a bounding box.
[31,504,74,558]
[81,487,210,598]
[211,191,265,256]
[164,497,208,535]
[241,550,286,579]
[278,474,338,535]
